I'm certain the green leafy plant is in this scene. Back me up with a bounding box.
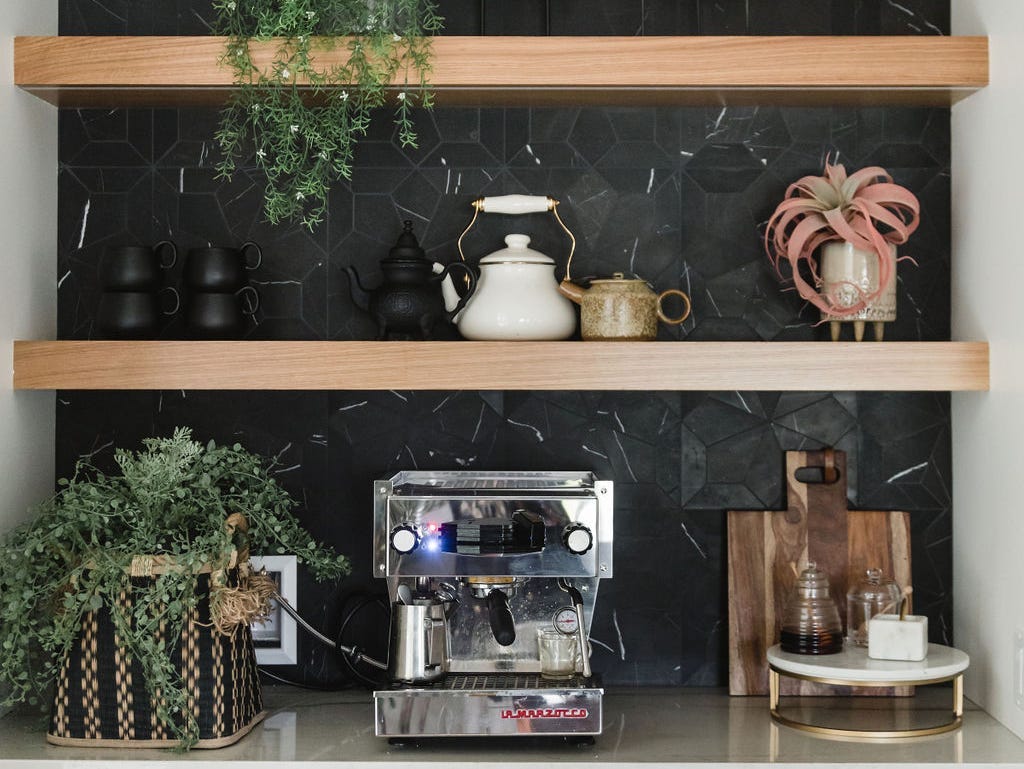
[0,427,349,747]
[214,0,442,230]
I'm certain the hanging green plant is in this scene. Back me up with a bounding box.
[213,0,442,230]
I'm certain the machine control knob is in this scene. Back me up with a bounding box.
[562,524,594,555]
[390,524,420,554]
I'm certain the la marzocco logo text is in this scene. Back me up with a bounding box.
[500,708,588,720]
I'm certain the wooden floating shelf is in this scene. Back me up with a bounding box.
[12,341,990,392]
[14,36,988,107]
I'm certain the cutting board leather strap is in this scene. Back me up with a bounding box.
[797,449,850,607]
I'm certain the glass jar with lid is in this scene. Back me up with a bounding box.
[846,567,902,647]
[780,561,844,655]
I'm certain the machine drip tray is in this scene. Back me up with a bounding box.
[374,674,604,738]
[443,673,593,691]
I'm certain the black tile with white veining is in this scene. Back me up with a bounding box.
[879,0,949,35]
[481,0,548,35]
[433,0,483,36]
[54,0,956,686]
[58,0,951,35]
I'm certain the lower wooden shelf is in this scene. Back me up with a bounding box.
[11,340,989,392]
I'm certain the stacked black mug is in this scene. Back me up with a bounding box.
[184,242,262,339]
[97,241,179,339]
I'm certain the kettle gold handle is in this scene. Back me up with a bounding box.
[457,196,576,279]
[656,289,691,325]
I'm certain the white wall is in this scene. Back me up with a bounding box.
[0,3,57,535]
[952,0,1024,740]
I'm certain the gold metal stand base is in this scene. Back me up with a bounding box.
[769,666,964,739]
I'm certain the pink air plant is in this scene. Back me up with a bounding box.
[764,160,921,317]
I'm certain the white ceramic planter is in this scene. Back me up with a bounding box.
[819,240,897,341]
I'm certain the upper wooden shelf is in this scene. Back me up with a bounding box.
[12,341,989,392]
[14,36,988,107]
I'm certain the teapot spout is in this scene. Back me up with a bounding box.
[434,261,477,324]
[434,262,462,322]
[557,279,587,306]
[344,266,371,312]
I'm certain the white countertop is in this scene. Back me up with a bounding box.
[1,686,1023,767]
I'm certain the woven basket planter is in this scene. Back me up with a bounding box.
[47,552,265,749]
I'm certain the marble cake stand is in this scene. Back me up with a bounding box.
[767,643,970,739]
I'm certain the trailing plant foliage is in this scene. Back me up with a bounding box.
[214,0,442,229]
[0,427,349,747]
[764,159,921,317]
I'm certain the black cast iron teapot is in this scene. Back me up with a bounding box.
[345,221,476,340]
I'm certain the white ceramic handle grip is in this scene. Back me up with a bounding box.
[478,195,553,215]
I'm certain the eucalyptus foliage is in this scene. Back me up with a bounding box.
[0,427,349,747]
[214,0,442,229]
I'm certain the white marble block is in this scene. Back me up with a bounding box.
[868,614,928,661]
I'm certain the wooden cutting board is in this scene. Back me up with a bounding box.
[727,449,911,696]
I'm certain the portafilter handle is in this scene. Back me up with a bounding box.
[558,578,592,678]
[487,589,516,647]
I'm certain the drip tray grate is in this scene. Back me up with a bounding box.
[442,674,588,691]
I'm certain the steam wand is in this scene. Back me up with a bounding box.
[557,578,592,678]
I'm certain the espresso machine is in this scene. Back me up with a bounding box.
[372,471,613,740]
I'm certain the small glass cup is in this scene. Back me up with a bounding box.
[537,628,578,680]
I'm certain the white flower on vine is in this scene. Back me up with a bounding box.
[251,104,260,112]
[392,33,401,42]
[318,151,328,160]
[290,124,299,133]
[280,67,291,79]
[306,10,315,19]
[226,1,236,10]
[256,149,266,159]
[339,90,349,101]
[397,92,406,101]
[296,192,305,200]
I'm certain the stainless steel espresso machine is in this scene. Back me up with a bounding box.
[372,471,613,740]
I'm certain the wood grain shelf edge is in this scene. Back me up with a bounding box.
[14,36,989,108]
[12,341,991,392]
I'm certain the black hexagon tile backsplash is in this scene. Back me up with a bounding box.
[55,0,953,687]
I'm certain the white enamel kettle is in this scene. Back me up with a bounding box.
[440,195,577,341]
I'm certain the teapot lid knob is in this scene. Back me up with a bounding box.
[388,220,427,262]
[504,234,531,249]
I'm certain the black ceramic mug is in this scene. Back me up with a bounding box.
[97,288,180,339]
[185,242,263,291]
[100,241,178,292]
[185,286,260,338]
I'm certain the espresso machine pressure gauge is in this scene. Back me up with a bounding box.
[553,607,580,635]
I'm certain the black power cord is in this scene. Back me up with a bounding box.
[258,668,354,692]
[257,586,389,691]
[335,591,390,689]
